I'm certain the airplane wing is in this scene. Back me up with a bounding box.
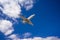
[27,14,35,20]
[28,20,33,25]
[20,15,26,20]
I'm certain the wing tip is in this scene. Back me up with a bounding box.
[33,14,35,16]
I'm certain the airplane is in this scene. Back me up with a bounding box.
[20,14,35,25]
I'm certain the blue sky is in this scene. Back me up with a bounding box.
[0,0,60,40]
[12,0,60,38]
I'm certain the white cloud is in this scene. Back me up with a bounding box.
[0,0,34,18]
[20,37,60,40]
[9,36,59,40]
[0,0,21,18]
[32,37,43,40]
[21,38,32,40]
[23,32,32,38]
[44,37,60,40]
[0,20,14,36]
[7,35,60,40]
[18,0,34,10]
[35,37,60,40]
[8,34,20,40]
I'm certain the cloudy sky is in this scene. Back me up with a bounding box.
[0,0,60,40]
